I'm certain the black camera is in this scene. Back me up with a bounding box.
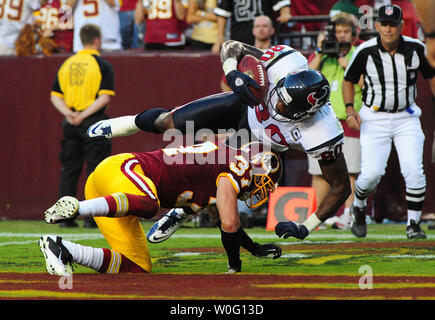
[321,21,351,56]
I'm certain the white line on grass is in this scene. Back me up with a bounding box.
[0,232,433,247]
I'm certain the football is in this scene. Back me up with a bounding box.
[237,54,269,103]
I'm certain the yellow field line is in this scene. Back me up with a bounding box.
[255,283,435,289]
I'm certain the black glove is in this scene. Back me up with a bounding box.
[253,243,282,259]
[275,221,309,240]
[225,70,261,106]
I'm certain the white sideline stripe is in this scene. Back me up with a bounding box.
[1,232,434,243]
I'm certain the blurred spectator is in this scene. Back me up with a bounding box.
[220,15,275,92]
[186,0,218,51]
[329,0,360,18]
[0,0,41,55]
[135,0,188,50]
[278,0,321,49]
[213,0,291,53]
[412,0,435,67]
[50,24,114,228]
[307,12,363,229]
[67,0,122,52]
[118,0,140,49]
[36,0,74,53]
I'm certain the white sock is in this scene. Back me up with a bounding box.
[302,213,323,233]
[407,210,422,226]
[62,239,104,271]
[110,115,140,137]
[343,207,350,216]
[353,198,367,208]
[78,197,109,217]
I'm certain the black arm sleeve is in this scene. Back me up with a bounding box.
[172,92,247,133]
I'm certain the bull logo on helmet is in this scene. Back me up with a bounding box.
[307,85,330,109]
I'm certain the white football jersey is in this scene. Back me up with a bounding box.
[247,45,344,159]
[72,0,121,52]
[0,0,41,49]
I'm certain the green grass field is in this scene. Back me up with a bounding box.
[1,219,434,276]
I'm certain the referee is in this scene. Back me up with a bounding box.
[342,4,435,239]
[50,24,114,228]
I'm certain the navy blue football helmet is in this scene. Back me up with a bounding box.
[271,69,331,122]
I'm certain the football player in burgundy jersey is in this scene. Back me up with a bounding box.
[37,0,73,52]
[88,40,351,243]
[40,141,283,275]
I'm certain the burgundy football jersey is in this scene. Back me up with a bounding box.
[132,141,253,212]
[143,0,187,46]
[39,0,73,52]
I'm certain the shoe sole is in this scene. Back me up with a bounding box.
[38,236,71,276]
[350,224,367,238]
[44,196,79,224]
[407,233,427,240]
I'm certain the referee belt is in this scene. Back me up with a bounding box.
[365,105,406,113]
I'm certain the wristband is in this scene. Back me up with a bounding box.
[345,103,354,108]
[222,58,238,75]
[316,47,323,54]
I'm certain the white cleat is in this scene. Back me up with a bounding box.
[38,235,73,276]
[87,116,140,139]
[87,120,113,138]
[147,208,189,243]
[44,196,79,224]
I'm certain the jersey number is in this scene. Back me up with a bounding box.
[0,0,23,21]
[84,0,99,17]
[147,0,172,20]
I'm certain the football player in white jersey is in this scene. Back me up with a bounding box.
[0,0,41,55]
[87,40,351,243]
[66,0,122,52]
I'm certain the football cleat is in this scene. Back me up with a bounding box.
[87,116,140,139]
[147,208,189,243]
[39,235,74,276]
[332,212,352,230]
[87,120,113,138]
[406,220,427,239]
[44,196,79,224]
[350,205,367,238]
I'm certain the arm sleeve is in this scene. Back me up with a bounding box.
[50,73,63,97]
[98,60,115,96]
[344,49,366,84]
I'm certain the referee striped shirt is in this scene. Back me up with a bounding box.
[344,35,434,112]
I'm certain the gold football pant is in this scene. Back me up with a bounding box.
[84,153,158,273]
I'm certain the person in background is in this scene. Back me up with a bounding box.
[342,4,435,239]
[0,0,41,55]
[36,0,74,53]
[118,0,140,49]
[135,0,188,50]
[49,24,114,228]
[308,12,363,230]
[213,0,291,53]
[67,0,122,52]
[186,0,218,51]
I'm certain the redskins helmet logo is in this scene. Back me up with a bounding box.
[307,85,330,108]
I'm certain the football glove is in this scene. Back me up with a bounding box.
[225,70,261,106]
[253,243,282,259]
[275,221,309,240]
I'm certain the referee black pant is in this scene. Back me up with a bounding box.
[58,111,112,198]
